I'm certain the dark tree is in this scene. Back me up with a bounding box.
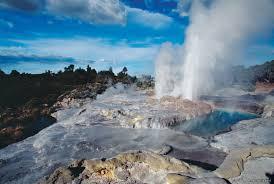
[75,68,85,73]
[0,69,5,77]
[64,64,74,72]
[86,65,92,73]
[109,67,113,73]
[117,67,128,80]
[122,67,128,74]
[10,70,20,76]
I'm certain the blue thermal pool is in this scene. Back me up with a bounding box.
[172,110,259,137]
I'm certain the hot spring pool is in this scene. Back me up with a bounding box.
[172,110,259,137]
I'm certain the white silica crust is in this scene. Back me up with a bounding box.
[0,85,210,184]
[211,117,274,152]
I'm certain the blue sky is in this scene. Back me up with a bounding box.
[0,0,273,75]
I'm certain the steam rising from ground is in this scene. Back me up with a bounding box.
[155,0,274,100]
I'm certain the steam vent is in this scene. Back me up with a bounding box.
[0,0,274,184]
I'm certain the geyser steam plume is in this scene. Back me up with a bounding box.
[155,0,274,100]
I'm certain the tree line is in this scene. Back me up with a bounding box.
[0,65,136,109]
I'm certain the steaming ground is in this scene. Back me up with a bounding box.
[0,85,274,183]
[155,0,274,100]
[0,85,215,183]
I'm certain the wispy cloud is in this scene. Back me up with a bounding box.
[46,0,126,25]
[0,37,160,73]
[0,0,127,25]
[0,0,176,27]
[14,38,159,61]
[127,7,173,29]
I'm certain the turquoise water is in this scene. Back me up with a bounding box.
[172,110,258,137]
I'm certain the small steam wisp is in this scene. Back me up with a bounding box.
[155,0,274,100]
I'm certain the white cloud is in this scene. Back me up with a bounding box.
[1,38,160,72]
[46,0,126,25]
[0,0,127,25]
[127,7,173,29]
[0,0,175,27]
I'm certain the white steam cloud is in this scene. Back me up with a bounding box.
[155,0,274,100]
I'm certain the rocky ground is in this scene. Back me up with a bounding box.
[0,66,139,149]
[39,85,274,184]
[0,82,109,149]
[39,150,229,184]
[0,83,274,184]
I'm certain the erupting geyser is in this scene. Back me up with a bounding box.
[155,0,274,100]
